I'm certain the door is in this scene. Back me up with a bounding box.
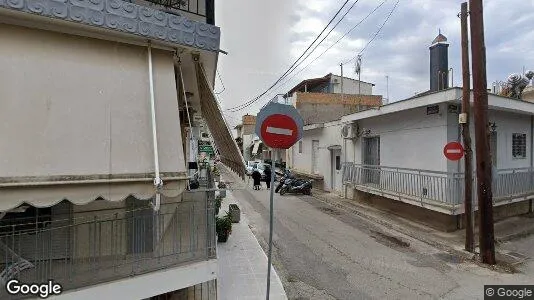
[363,137,380,184]
[331,149,342,191]
[312,140,319,174]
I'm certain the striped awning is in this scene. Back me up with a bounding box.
[252,141,262,155]
[194,60,245,179]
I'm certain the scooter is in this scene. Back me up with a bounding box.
[275,170,293,193]
[279,178,312,196]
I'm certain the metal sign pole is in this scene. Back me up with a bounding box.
[266,158,275,300]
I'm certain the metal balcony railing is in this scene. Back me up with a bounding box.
[137,0,215,24]
[342,163,534,208]
[0,190,216,299]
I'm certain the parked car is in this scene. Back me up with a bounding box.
[246,161,259,176]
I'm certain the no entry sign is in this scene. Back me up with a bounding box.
[255,102,303,149]
[443,141,464,161]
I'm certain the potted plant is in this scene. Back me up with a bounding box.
[218,181,227,198]
[212,166,220,182]
[214,196,222,215]
[216,211,232,242]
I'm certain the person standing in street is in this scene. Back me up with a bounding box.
[264,165,272,189]
[251,169,262,190]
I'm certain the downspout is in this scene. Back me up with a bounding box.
[147,42,162,212]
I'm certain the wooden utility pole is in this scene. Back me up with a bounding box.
[469,0,496,264]
[460,2,474,253]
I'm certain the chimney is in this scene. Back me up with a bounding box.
[429,30,449,92]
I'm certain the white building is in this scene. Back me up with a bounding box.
[0,0,244,298]
[341,88,534,230]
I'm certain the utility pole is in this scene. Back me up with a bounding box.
[460,2,474,253]
[340,63,344,102]
[386,75,389,104]
[469,0,496,264]
[357,55,362,110]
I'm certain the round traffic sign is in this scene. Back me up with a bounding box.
[443,141,464,161]
[260,114,298,149]
[255,102,304,149]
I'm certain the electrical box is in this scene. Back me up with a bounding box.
[459,113,467,124]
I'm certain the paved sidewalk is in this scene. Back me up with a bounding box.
[217,190,287,300]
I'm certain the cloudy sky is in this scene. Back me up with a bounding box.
[214,0,534,129]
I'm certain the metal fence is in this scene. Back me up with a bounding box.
[342,163,534,207]
[0,191,216,299]
[139,0,214,22]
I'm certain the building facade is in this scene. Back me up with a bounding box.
[341,88,534,230]
[0,0,243,298]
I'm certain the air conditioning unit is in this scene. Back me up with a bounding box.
[341,123,357,139]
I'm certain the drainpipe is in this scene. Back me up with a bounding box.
[147,42,162,211]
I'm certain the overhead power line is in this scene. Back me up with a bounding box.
[226,0,351,112]
[343,0,400,65]
[263,0,389,99]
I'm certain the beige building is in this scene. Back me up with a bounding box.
[0,0,243,298]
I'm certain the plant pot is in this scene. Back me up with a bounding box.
[229,204,240,223]
[217,231,229,242]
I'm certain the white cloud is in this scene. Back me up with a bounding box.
[216,0,534,127]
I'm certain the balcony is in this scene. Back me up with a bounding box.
[342,163,534,215]
[0,0,219,52]
[0,190,216,299]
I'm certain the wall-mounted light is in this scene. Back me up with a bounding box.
[488,122,497,132]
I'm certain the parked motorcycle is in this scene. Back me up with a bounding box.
[279,178,312,196]
[275,170,294,193]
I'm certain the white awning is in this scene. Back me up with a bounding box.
[0,38,188,211]
[252,141,262,155]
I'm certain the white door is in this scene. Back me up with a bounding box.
[331,149,342,191]
[312,140,319,174]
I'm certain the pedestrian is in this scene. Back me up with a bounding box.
[264,165,272,189]
[251,169,262,190]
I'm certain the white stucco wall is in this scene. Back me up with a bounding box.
[488,110,532,170]
[330,75,373,95]
[350,104,449,171]
[0,25,186,178]
[291,121,344,193]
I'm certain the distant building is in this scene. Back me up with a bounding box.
[284,73,382,125]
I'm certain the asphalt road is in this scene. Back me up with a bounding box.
[223,170,534,300]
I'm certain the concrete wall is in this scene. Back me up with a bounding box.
[453,108,533,173]
[349,104,449,171]
[330,74,373,95]
[0,24,186,178]
[291,121,344,193]
[297,103,367,125]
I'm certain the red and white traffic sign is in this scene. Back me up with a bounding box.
[255,102,304,149]
[443,141,464,161]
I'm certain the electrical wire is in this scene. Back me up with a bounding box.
[263,0,389,100]
[343,0,400,64]
[226,0,351,112]
[214,70,226,95]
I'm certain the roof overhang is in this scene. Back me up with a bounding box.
[342,87,534,124]
[0,0,220,52]
[304,123,324,131]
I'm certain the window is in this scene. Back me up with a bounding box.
[512,133,527,159]
[335,155,341,170]
[298,141,303,153]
